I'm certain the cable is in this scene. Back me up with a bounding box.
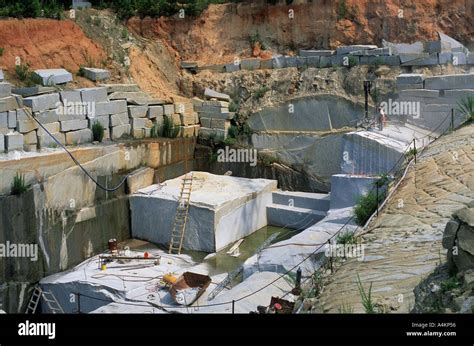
[26,108,130,192]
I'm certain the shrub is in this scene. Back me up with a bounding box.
[77,66,86,77]
[336,231,355,244]
[337,0,348,20]
[121,28,129,40]
[353,191,382,226]
[227,125,238,139]
[440,277,461,293]
[0,47,4,56]
[229,100,239,113]
[92,121,105,142]
[162,116,179,138]
[11,173,27,195]
[457,96,474,123]
[356,273,376,314]
[253,86,270,99]
[15,62,31,81]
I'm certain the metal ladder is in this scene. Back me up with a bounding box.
[168,173,194,255]
[25,286,64,314]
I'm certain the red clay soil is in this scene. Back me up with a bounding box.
[127,0,473,65]
[0,18,106,74]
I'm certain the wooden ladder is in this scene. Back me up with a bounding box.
[168,173,194,255]
[25,286,64,314]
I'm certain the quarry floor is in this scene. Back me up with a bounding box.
[316,123,474,313]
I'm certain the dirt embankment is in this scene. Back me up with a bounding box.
[0,19,106,75]
[127,0,473,66]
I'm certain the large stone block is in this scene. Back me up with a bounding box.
[126,167,155,194]
[17,119,38,133]
[260,59,273,69]
[108,91,150,105]
[442,220,460,249]
[99,84,140,94]
[424,74,474,90]
[350,47,392,56]
[65,128,93,145]
[0,134,4,153]
[399,89,440,98]
[426,40,442,54]
[0,69,3,82]
[59,90,82,103]
[148,106,163,119]
[88,116,109,129]
[7,110,16,128]
[383,39,424,54]
[23,130,37,145]
[443,89,474,100]
[131,117,152,129]
[180,113,195,126]
[211,118,230,131]
[198,127,227,140]
[94,100,127,116]
[23,93,60,112]
[80,87,108,103]
[204,88,231,102]
[299,50,334,57]
[1,96,24,112]
[163,104,174,115]
[36,122,60,136]
[452,52,467,65]
[272,55,286,69]
[4,132,23,151]
[128,105,147,118]
[37,132,65,148]
[0,112,7,128]
[307,56,320,67]
[33,69,73,85]
[319,56,332,68]
[402,54,439,66]
[399,53,429,64]
[240,58,260,70]
[110,124,131,140]
[0,82,12,98]
[199,117,212,128]
[296,57,308,68]
[11,86,56,97]
[110,112,129,127]
[438,52,453,65]
[34,109,59,124]
[178,125,195,138]
[285,56,297,67]
[397,83,424,90]
[336,45,377,55]
[60,119,88,132]
[58,108,87,122]
[82,67,110,81]
[397,74,424,85]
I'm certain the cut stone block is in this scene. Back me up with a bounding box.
[241,58,260,70]
[260,59,273,69]
[148,105,163,119]
[174,103,193,115]
[296,57,307,68]
[195,105,230,114]
[60,119,88,132]
[468,53,474,65]
[110,124,131,140]
[299,50,334,57]
[59,90,82,103]
[108,91,150,105]
[17,119,38,133]
[0,134,4,153]
[452,52,467,65]
[132,128,145,139]
[36,122,60,136]
[99,84,140,94]
[23,93,60,112]
[272,55,286,69]
[4,132,23,151]
[211,118,230,131]
[204,88,231,102]
[199,117,212,128]
[34,69,73,85]
[336,45,377,55]
[110,112,129,127]
[285,56,297,67]
[37,132,65,148]
[82,67,110,81]
[380,55,401,66]
[349,47,391,56]
[131,117,152,129]
[307,56,320,67]
[7,110,16,128]
[438,32,467,53]
[203,100,229,107]
[402,54,439,66]
[80,87,108,103]
[0,96,24,112]
[397,83,424,90]
[399,89,440,98]
[34,109,60,124]
[198,127,227,140]
[89,116,109,129]
[163,104,174,115]
[23,130,37,145]
[397,74,424,85]
[0,70,3,82]
[424,74,474,90]
[426,41,442,54]
[94,100,127,116]
[438,52,453,65]
[128,105,147,118]
[382,39,424,54]
[58,108,87,121]
[399,53,429,64]
[0,111,8,128]
[126,167,155,194]
[179,125,195,138]
[0,82,12,98]
[11,86,56,98]
[179,113,195,126]
[443,89,474,99]
[224,63,240,73]
[319,56,332,68]
[65,128,93,145]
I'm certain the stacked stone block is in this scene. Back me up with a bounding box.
[196,90,233,140]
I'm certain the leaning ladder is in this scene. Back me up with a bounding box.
[168,173,194,255]
[25,286,64,314]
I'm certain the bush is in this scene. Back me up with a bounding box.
[0,47,4,56]
[92,121,105,142]
[15,62,42,86]
[337,0,348,20]
[457,96,474,123]
[336,230,355,244]
[253,86,269,99]
[77,66,86,77]
[227,125,238,139]
[11,173,27,195]
[162,116,179,138]
[353,191,382,226]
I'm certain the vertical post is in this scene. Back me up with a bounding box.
[451,108,454,131]
[363,81,371,120]
[295,267,302,292]
[232,300,235,314]
[77,293,81,314]
[328,240,333,273]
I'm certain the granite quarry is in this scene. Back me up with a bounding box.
[0,3,473,320]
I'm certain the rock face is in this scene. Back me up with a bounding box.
[443,205,474,273]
